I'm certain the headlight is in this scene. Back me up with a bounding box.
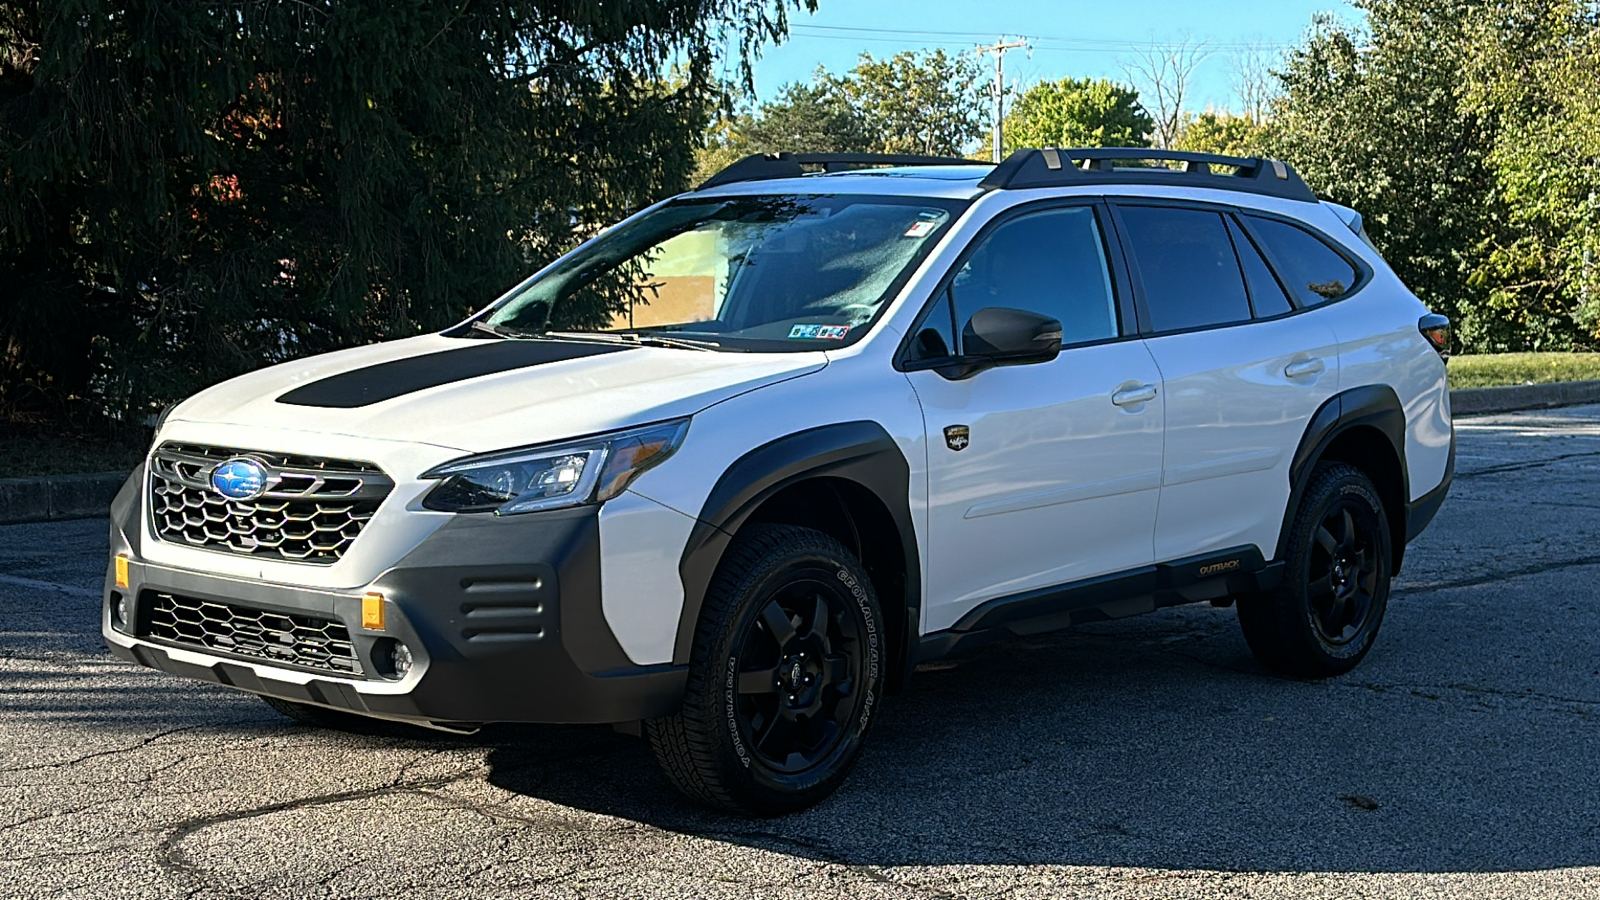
[420,418,690,515]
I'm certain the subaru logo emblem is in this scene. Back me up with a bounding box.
[210,457,269,501]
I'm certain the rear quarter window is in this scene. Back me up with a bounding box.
[1246,216,1362,307]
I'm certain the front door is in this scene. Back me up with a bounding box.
[903,204,1167,633]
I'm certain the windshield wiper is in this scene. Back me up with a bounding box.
[470,320,539,339]
[541,330,721,352]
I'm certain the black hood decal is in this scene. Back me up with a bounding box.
[275,340,630,409]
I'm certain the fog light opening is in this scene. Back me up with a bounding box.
[110,591,131,633]
[374,638,413,680]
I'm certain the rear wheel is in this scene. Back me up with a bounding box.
[1238,462,1392,677]
[646,524,884,816]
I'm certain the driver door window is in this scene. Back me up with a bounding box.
[949,206,1120,349]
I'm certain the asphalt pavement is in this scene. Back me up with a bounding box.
[2,406,1598,899]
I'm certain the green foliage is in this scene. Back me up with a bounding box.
[746,79,877,152]
[832,49,985,156]
[1002,77,1151,151]
[696,48,987,180]
[1174,111,1274,158]
[694,77,876,183]
[1447,351,1600,388]
[0,0,808,433]
[1463,0,1600,349]
[1267,2,1508,350]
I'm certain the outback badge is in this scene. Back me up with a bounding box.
[943,425,971,452]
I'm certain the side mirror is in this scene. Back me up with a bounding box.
[962,307,1062,365]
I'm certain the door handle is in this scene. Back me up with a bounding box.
[1284,359,1326,379]
[1111,384,1158,407]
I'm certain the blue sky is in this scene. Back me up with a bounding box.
[746,0,1362,115]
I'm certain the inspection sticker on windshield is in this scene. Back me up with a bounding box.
[789,324,851,340]
[903,221,938,238]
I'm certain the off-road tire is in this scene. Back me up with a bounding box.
[645,524,885,816]
[1238,462,1393,678]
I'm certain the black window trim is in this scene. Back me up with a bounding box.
[1234,210,1373,310]
[1104,196,1374,339]
[893,198,1140,374]
[1224,213,1295,321]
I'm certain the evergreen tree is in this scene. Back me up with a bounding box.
[0,0,807,431]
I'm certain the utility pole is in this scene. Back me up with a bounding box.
[976,37,1028,163]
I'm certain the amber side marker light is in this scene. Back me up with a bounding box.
[114,555,130,589]
[361,593,386,631]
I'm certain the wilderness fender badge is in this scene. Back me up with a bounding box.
[943,425,970,452]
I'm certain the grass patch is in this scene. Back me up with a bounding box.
[0,434,147,479]
[1448,352,1600,390]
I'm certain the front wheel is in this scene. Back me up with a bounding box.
[1238,462,1393,677]
[646,524,885,816]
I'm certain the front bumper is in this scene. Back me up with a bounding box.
[103,467,687,726]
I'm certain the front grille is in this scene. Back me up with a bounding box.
[142,591,363,676]
[148,442,393,564]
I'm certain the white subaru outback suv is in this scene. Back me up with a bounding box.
[104,149,1454,815]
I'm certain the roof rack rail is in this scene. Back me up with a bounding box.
[698,152,986,190]
[979,147,1318,203]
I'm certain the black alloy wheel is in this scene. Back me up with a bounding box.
[646,524,884,816]
[1306,503,1380,646]
[1238,462,1393,677]
[731,575,866,775]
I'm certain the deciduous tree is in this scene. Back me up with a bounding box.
[1002,77,1151,150]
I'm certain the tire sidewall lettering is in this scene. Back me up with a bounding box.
[835,567,880,731]
[724,655,752,768]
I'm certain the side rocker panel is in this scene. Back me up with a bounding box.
[673,422,920,673]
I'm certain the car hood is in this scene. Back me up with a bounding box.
[166,334,826,453]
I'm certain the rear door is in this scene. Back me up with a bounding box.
[1111,201,1340,563]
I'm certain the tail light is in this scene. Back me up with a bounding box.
[1418,314,1451,359]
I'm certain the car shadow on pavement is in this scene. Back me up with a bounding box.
[484,606,1600,875]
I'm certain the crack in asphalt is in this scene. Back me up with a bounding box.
[152,767,484,892]
[1397,553,1600,596]
[1456,448,1600,479]
[0,723,213,774]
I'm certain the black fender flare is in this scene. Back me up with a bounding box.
[1278,384,1409,566]
[673,421,920,674]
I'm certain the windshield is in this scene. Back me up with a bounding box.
[481,194,969,351]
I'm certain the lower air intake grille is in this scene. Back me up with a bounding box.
[142,591,363,676]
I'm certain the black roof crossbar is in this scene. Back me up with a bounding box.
[979,148,1319,203]
[698,152,985,190]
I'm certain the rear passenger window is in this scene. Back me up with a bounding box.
[1246,216,1361,306]
[1227,217,1293,318]
[1118,206,1252,332]
[948,206,1119,349]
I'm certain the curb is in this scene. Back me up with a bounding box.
[1449,379,1600,416]
[0,471,128,526]
[4,380,1600,526]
